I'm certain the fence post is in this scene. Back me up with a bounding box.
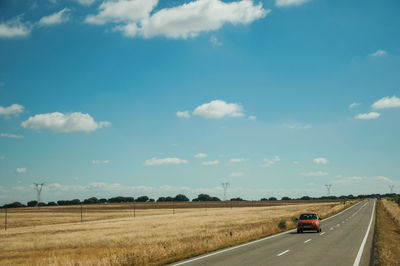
[4,209,7,231]
[205,202,207,212]
[80,204,83,223]
[133,202,136,218]
[172,200,175,215]
[230,201,232,210]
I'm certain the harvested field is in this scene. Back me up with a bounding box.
[0,201,355,265]
[0,200,343,229]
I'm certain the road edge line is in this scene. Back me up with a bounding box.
[353,199,376,266]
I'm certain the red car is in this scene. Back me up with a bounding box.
[296,212,322,233]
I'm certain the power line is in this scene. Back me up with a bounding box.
[324,184,332,196]
[221,182,229,201]
[33,183,45,206]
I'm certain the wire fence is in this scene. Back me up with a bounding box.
[0,199,343,230]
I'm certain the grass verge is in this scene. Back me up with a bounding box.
[372,199,400,265]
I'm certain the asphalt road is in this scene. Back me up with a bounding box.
[173,199,376,266]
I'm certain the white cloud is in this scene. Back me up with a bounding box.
[0,155,5,160]
[177,110,191,118]
[92,160,110,165]
[313,157,328,165]
[230,172,244,177]
[85,0,158,25]
[369,49,387,57]
[0,19,31,38]
[248,115,256,120]
[229,158,248,163]
[0,133,23,138]
[0,104,25,117]
[275,0,311,7]
[193,100,244,119]
[38,8,70,26]
[16,167,26,173]
[372,96,400,109]
[0,82,4,87]
[283,122,311,129]
[210,36,222,46]
[349,102,360,109]
[77,0,96,5]
[145,157,188,166]
[354,112,380,120]
[87,0,268,39]
[301,171,328,177]
[332,176,392,186]
[194,153,207,158]
[260,156,280,167]
[21,112,111,133]
[202,160,219,166]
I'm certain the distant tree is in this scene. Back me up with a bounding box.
[135,196,149,202]
[268,197,277,201]
[38,202,46,206]
[70,199,81,205]
[230,197,244,201]
[83,197,99,204]
[281,197,291,201]
[27,200,38,207]
[148,198,155,202]
[211,196,221,201]
[260,198,268,201]
[157,197,166,202]
[192,194,220,202]
[3,202,25,208]
[47,201,57,206]
[99,198,107,203]
[300,196,311,200]
[174,194,189,202]
[108,196,134,203]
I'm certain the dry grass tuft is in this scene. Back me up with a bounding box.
[0,201,354,265]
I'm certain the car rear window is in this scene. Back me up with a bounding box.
[299,214,317,220]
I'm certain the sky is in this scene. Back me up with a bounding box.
[1,0,400,204]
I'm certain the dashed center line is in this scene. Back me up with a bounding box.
[320,232,325,235]
[277,250,290,256]
[304,239,311,243]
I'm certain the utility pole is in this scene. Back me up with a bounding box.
[221,182,229,201]
[389,185,394,194]
[325,184,332,196]
[33,183,45,206]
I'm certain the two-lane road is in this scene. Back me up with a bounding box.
[173,199,376,266]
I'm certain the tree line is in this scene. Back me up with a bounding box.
[1,193,398,208]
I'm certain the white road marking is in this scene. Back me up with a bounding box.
[277,250,290,256]
[172,201,363,265]
[304,239,311,243]
[353,200,376,266]
[320,232,325,235]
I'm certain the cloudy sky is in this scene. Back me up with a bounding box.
[1,0,400,204]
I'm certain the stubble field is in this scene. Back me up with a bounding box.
[0,201,354,265]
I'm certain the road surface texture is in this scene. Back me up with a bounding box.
[173,199,376,266]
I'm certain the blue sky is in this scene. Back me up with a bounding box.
[1,0,400,204]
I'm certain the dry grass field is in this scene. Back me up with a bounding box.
[0,201,354,265]
[373,199,400,266]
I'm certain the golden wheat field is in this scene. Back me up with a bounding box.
[0,201,354,265]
